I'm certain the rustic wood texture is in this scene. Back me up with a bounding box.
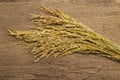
[0,0,120,80]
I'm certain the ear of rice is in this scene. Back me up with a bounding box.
[8,7,120,62]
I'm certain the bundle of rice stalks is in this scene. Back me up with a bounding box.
[8,7,120,62]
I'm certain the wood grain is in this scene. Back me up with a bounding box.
[0,0,120,80]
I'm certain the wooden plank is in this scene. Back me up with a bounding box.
[0,0,120,80]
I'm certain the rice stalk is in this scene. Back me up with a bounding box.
[8,7,120,62]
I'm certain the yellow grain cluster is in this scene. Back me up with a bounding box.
[8,7,120,62]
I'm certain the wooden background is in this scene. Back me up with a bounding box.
[0,0,120,80]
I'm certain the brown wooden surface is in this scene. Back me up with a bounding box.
[0,0,120,80]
